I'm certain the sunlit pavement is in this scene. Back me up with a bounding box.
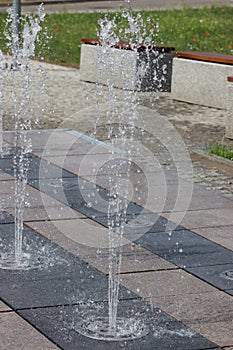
[0,26,232,348]
[0,124,232,349]
[0,0,232,14]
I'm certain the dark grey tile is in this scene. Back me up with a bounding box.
[29,175,116,201]
[19,299,219,350]
[27,164,182,237]
[226,289,233,296]
[186,264,233,291]
[0,156,15,175]
[28,157,74,180]
[0,153,74,180]
[0,224,135,309]
[0,211,14,224]
[0,267,134,309]
[0,146,16,158]
[28,177,112,219]
[0,223,73,273]
[126,212,185,238]
[28,177,146,226]
[0,277,85,309]
[136,230,233,268]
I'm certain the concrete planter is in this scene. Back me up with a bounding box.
[80,40,174,92]
[171,57,233,109]
[225,76,233,140]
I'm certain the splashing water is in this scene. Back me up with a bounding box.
[76,0,158,341]
[99,1,155,340]
[0,5,47,269]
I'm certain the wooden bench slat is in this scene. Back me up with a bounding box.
[174,51,233,65]
[81,38,175,52]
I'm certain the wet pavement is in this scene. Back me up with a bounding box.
[0,124,232,349]
[0,61,233,348]
[0,2,233,346]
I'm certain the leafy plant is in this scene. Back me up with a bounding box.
[209,142,233,161]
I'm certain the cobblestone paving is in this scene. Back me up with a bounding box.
[2,60,233,198]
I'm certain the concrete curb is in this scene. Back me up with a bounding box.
[192,149,233,168]
[0,0,112,7]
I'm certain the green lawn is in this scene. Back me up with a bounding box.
[0,6,232,66]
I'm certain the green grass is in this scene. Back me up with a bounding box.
[0,6,232,65]
[209,143,233,161]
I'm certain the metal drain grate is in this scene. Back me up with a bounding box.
[220,270,233,281]
[75,317,149,341]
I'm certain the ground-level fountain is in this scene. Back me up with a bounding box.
[0,1,229,349]
[0,4,47,270]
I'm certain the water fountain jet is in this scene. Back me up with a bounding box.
[0,4,47,270]
[75,0,156,341]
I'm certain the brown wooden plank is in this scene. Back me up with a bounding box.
[174,51,233,65]
[81,38,101,45]
[227,76,233,83]
[81,38,175,52]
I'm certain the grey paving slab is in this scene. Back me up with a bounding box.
[22,204,83,221]
[0,223,136,309]
[28,157,75,180]
[86,243,176,274]
[83,168,179,191]
[2,219,220,348]
[0,176,82,224]
[25,184,84,221]
[2,129,80,148]
[22,185,84,221]
[0,169,13,180]
[0,262,136,309]
[187,264,233,292]
[136,229,233,268]
[0,157,16,174]
[226,290,233,296]
[0,179,14,195]
[26,218,131,254]
[0,300,11,311]
[188,185,233,210]
[185,321,233,348]
[0,140,232,348]
[18,299,220,350]
[1,152,181,233]
[33,142,112,157]
[0,311,59,350]
[5,150,230,287]
[136,182,233,213]
[29,176,110,211]
[169,208,233,230]
[194,225,233,251]
[0,146,15,158]
[44,153,150,178]
[0,153,74,180]
[27,171,181,234]
[28,176,148,227]
[120,269,216,299]
[149,290,233,347]
[0,274,110,309]
[0,211,14,224]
